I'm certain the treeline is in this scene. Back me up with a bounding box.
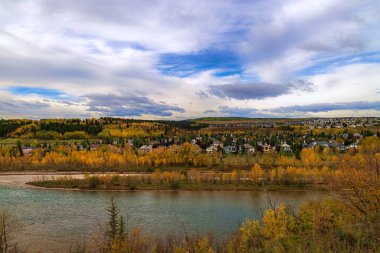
[1,137,379,171]
[39,119,103,136]
[0,119,32,137]
[0,118,208,139]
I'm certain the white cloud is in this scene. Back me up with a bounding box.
[0,0,379,118]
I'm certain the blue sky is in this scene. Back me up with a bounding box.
[0,0,380,119]
[7,86,67,99]
[158,49,243,78]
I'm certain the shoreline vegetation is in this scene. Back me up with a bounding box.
[27,165,330,191]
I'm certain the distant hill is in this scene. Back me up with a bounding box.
[192,117,255,122]
[191,117,312,124]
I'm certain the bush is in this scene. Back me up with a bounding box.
[129,183,137,190]
[88,176,101,189]
[170,180,180,190]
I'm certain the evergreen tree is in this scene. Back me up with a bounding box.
[16,141,23,157]
[118,215,126,241]
[106,197,119,242]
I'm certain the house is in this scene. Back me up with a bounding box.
[242,143,255,154]
[348,142,358,150]
[308,141,328,148]
[258,143,271,153]
[22,146,36,156]
[223,145,237,154]
[107,144,122,153]
[212,140,224,148]
[90,144,100,151]
[328,142,340,149]
[280,142,292,153]
[139,145,153,153]
[206,145,218,153]
[339,145,348,152]
[127,139,134,146]
[149,141,160,148]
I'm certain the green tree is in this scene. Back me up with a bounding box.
[118,215,126,241]
[106,197,119,242]
[16,140,23,157]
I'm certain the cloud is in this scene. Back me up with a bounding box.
[83,92,185,117]
[196,91,210,99]
[0,98,51,118]
[0,100,50,111]
[0,55,95,83]
[210,83,289,100]
[270,101,380,114]
[211,100,380,118]
[218,106,258,116]
[0,0,379,118]
[209,80,314,100]
[241,0,380,81]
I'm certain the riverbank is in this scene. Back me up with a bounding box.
[27,178,328,191]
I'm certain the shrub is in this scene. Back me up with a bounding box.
[88,176,101,189]
[170,180,180,190]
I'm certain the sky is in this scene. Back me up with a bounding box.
[0,0,380,119]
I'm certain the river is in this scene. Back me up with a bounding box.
[0,173,327,252]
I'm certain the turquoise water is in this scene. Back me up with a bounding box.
[0,175,326,252]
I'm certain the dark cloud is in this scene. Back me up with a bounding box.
[209,80,314,100]
[196,91,210,99]
[270,101,380,114]
[204,109,216,114]
[209,83,288,100]
[84,93,185,117]
[213,100,380,118]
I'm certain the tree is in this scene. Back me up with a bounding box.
[118,215,126,241]
[16,141,23,157]
[251,163,265,184]
[106,197,120,242]
[331,154,380,217]
[301,148,319,167]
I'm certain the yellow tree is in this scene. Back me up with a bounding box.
[251,163,265,184]
[301,148,319,167]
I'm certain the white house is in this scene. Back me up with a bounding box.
[242,144,255,154]
[206,145,218,153]
[280,142,292,153]
[223,145,236,154]
[139,145,153,153]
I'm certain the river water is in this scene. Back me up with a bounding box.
[0,173,327,252]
